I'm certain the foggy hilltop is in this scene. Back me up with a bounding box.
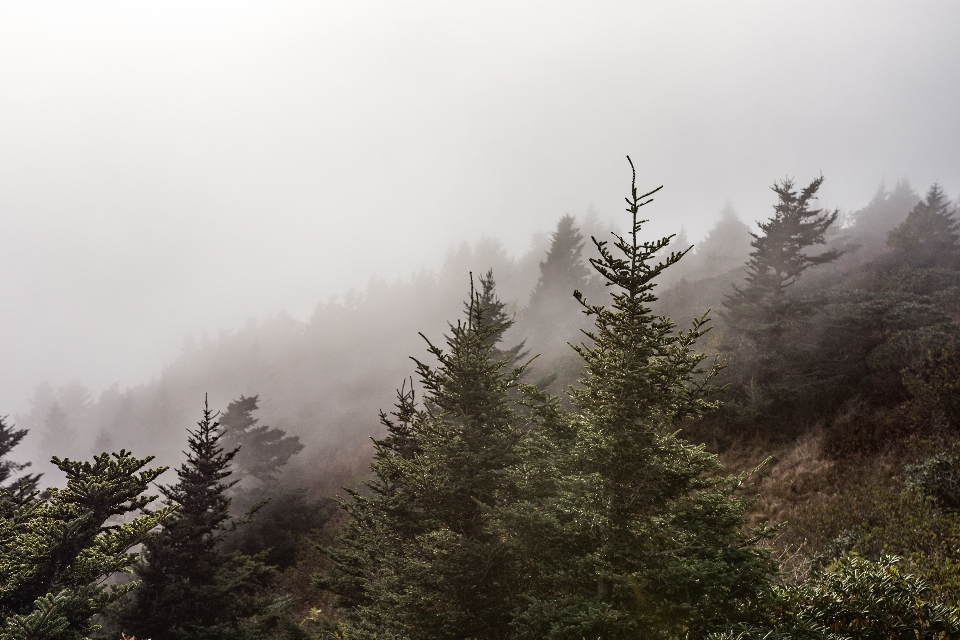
[5,3,960,638]
[9,176,947,493]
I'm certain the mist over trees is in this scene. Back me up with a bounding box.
[4,159,960,638]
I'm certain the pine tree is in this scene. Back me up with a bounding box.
[320,274,528,640]
[218,396,330,572]
[887,183,960,271]
[721,176,840,379]
[117,398,279,640]
[0,416,39,491]
[508,158,776,640]
[0,452,170,640]
[523,215,592,341]
[692,204,753,277]
[220,395,304,485]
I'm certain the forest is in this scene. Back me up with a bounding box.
[3,158,960,640]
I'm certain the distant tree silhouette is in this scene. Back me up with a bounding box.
[722,176,840,377]
[846,179,918,254]
[527,214,591,313]
[220,395,303,485]
[693,204,753,276]
[520,214,593,383]
[887,183,959,271]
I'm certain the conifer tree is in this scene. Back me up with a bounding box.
[721,176,840,379]
[887,183,960,271]
[220,395,304,485]
[0,416,39,491]
[117,398,279,640]
[320,273,528,640]
[691,204,753,277]
[508,158,776,640]
[218,396,328,572]
[523,215,592,341]
[0,452,170,640]
[528,214,592,312]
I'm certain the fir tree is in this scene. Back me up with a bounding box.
[508,157,776,640]
[0,452,170,640]
[523,215,592,339]
[887,183,960,271]
[117,398,280,640]
[0,416,39,491]
[218,395,330,572]
[220,395,304,485]
[692,204,753,277]
[474,268,526,362]
[521,214,594,388]
[721,176,840,380]
[320,275,528,640]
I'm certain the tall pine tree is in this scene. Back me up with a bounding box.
[721,176,840,382]
[507,158,776,640]
[117,398,280,640]
[887,183,960,271]
[320,273,528,640]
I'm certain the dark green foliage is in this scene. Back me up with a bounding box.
[475,268,527,362]
[0,452,170,640]
[220,395,304,485]
[506,158,776,640]
[226,489,338,571]
[887,184,960,271]
[903,336,960,431]
[0,416,38,492]
[712,556,960,640]
[321,273,528,640]
[906,446,960,512]
[117,398,284,640]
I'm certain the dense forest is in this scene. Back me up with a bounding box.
[4,160,960,639]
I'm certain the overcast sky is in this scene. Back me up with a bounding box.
[1,1,959,413]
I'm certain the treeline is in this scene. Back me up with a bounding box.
[3,160,960,638]
[13,212,619,492]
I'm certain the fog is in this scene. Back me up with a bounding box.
[1,2,959,476]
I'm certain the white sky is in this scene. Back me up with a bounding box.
[1,1,959,413]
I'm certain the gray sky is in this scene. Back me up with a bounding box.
[1,1,959,413]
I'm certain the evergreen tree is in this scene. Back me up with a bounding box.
[220,395,304,485]
[887,183,960,271]
[0,452,170,640]
[218,395,331,572]
[0,416,38,491]
[721,176,840,380]
[320,274,528,640]
[523,215,592,341]
[508,158,776,640]
[520,214,594,388]
[474,268,526,362]
[846,179,918,256]
[692,204,753,277]
[117,398,280,640]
